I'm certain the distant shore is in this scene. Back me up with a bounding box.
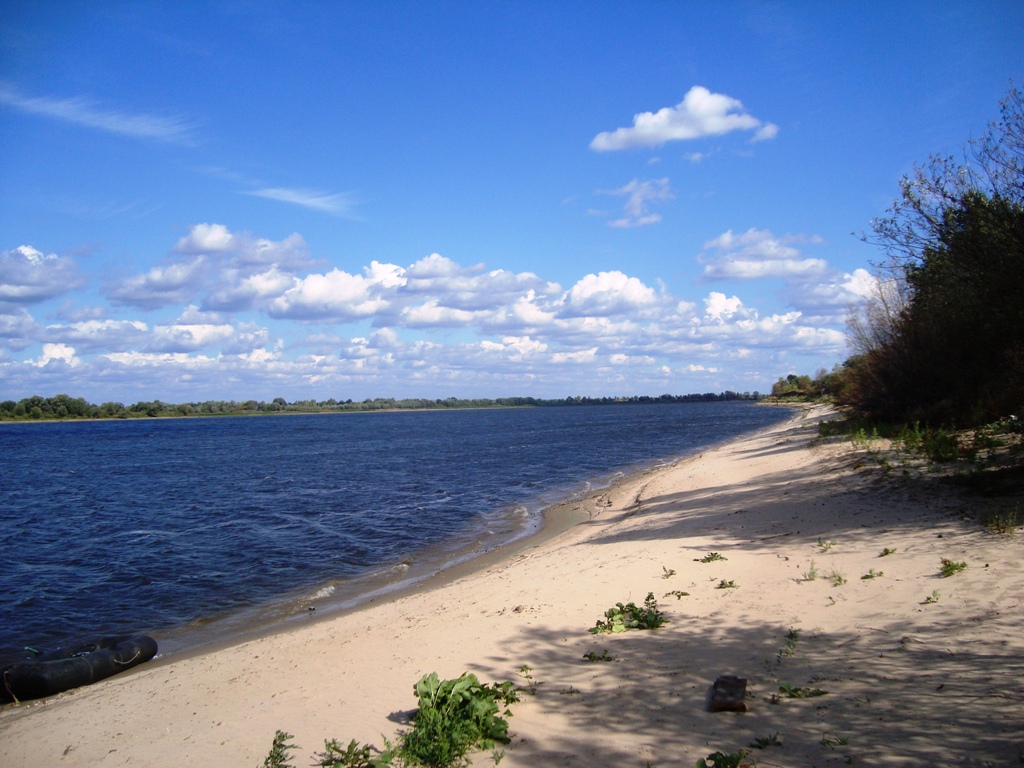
[3,404,1021,767]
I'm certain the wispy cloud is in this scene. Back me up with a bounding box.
[0,82,198,145]
[599,178,674,228]
[590,86,778,152]
[244,187,359,218]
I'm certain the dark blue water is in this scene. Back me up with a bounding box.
[0,402,789,662]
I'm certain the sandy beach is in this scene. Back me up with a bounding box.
[2,405,1021,767]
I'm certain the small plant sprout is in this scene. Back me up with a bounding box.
[924,590,941,604]
[803,560,819,581]
[777,628,799,661]
[315,738,390,768]
[582,649,615,662]
[558,686,580,695]
[661,566,677,579]
[262,731,298,768]
[664,590,690,599]
[818,537,836,552]
[516,665,539,695]
[716,579,738,589]
[696,552,727,563]
[696,750,757,768]
[777,682,828,699]
[820,732,850,749]
[826,568,847,587]
[861,568,884,579]
[940,558,968,577]
[879,547,897,557]
[749,732,782,749]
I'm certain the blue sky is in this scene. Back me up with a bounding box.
[1,1,1021,403]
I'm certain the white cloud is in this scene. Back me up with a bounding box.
[701,228,829,280]
[0,82,197,144]
[600,178,674,228]
[0,246,83,303]
[704,292,745,322]
[269,267,390,320]
[562,271,659,317]
[590,86,778,151]
[33,342,80,367]
[107,257,207,310]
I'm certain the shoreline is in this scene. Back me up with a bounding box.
[3,404,1021,767]
[150,406,797,662]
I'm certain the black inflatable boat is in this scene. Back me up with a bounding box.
[1,635,158,703]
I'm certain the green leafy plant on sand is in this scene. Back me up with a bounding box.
[818,537,836,552]
[715,579,738,589]
[775,682,828,699]
[316,739,392,767]
[924,590,941,604]
[777,628,799,663]
[582,649,615,662]
[820,733,850,749]
[664,590,690,600]
[803,560,819,581]
[879,547,897,557]
[861,569,884,580]
[516,665,540,695]
[264,672,518,768]
[661,566,677,578]
[939,558,968,577]
[749,732,782,749]
[826,568,847,587]
[261,731,299,768]
[695,750,758,767]
[589,593,667,634]
[695,552,727,563]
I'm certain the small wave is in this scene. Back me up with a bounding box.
[310,584,336,600]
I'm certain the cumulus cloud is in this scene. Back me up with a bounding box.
[562,271,659,317]
[106,257,207,310]
[701,228,828,280]
[590,86,778,151]
[269,267,392,320]
[0,82,198,144]
[1,246,83,303]
[599,178,674,228]
[175,223,310,271]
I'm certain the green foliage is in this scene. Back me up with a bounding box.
[664,590,690,599]
[749,733,782,750]
[861,569,884,580]
[776,683,828,699]
[696,750,757,768]
[317,739,392,767]
[582,649,615,662]
[803,560,819,581]
[980,502,1021,535]
[261,731,298,768]
[715,579,738,589]
[939,558,968,577]
[661,566,676,579]
[826,568,847,587]
[516,665,539,695]
[589,593,667,633]
[879,547,897,557]
[777,628,799,662]
[924,590,941,604]
[396,672,518,767]
[695,552,727,563]
[818,537,836,552]
[844,85,1024,426]
[820,733,850,749]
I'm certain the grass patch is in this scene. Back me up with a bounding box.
[803,560,819,581]
[860,568,884,580]
[939,558,967,577]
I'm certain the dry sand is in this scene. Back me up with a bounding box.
[2,405,1022,767]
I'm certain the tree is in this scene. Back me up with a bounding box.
[844,84,1024,425]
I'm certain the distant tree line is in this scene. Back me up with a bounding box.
[0,390,762,421]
